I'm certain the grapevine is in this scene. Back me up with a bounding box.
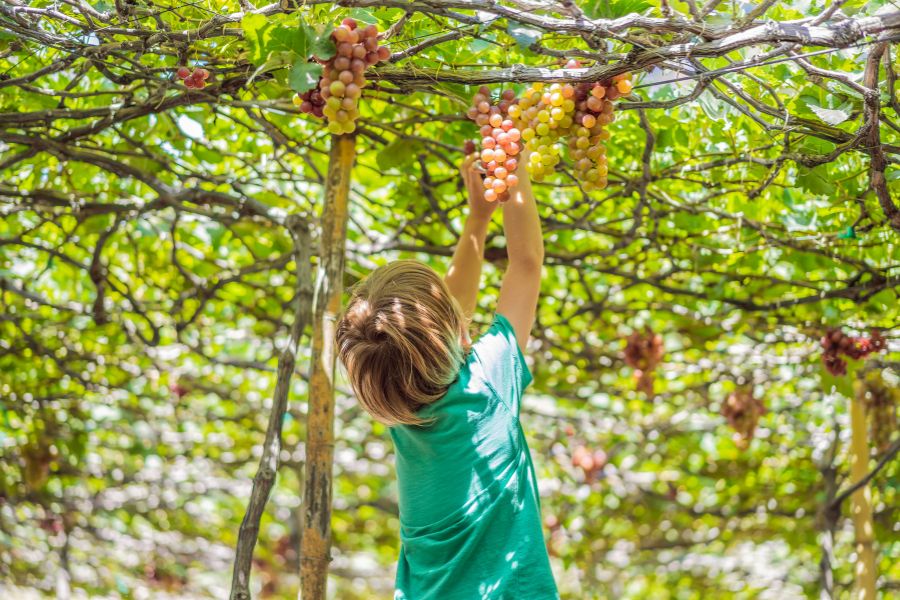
[294,18,391,134]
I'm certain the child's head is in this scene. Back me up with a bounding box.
[336,260,467,426]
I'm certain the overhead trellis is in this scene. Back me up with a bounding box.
[1,1,898,599]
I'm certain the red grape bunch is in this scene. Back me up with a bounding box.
[177,66,209,89]
[820,328,887,375]
[721,387,766,449]
[623,327,665,395]
[321,18,387,133]
[568,60,633,190]
[296,18,391,135]
[571,444,608,483]
[463,61,635,191]
[465,86,522,202]
[293,87,326,118]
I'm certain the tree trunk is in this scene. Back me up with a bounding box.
[849,379,876,600]
[230,217,313,600]
[300,132,356,600]
[818,428,840,600]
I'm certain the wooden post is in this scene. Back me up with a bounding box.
[300,132,356,600]
[849,379,876,600]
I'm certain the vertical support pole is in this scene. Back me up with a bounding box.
[849,379,876,600]
[300,133,356,600]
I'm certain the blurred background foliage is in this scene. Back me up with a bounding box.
[0,0,898,598]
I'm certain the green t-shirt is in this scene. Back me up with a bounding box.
[390,314,559,600]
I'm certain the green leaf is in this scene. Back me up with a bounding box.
[269,23,310,57]
[583,0,651,19]
[242,14,273,64]
[243,14,312,66]
[796,165,834,196]
[310,25,336,60]
[376,139,422,171]
[289,60,322,93]
[819,357,862,399]
[506,22,542,48]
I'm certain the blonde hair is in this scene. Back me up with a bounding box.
[336,260,467,426]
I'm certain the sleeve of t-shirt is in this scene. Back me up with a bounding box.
[471,313,533,416]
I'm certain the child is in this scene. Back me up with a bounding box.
[336,149,558,599]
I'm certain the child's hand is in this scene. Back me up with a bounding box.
[459,154,498,221]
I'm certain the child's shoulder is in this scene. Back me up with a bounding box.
[470,313,519,363]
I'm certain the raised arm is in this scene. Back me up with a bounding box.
[497,149,543,352]
[444,154,498,321]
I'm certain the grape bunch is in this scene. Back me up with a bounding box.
[293,87,326,118]
[294,18,391,134]
[568,63,633,190]
[861,372,898,453]
[623,327,664,395]
[721,387,766,449]
[177,66,209,89]
[463,61,634,191]
[513,81,577,181]
[820,328,887,375]
[465,86,522,202]
[571,444,608,483]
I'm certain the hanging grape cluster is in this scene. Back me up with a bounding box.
[567,63,632,190]
[571,444,608,483]
[177,66,209,89]
[861,372,898,453]
[721,387,767,449]
[463,59,632,192]
[465,87,523,202]
[293,87,326,118]
[623,327,665,395]
[294,18,390,134]
[820,328,887,375]
[514,79,576,181]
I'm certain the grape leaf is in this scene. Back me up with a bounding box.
[796,165,834,196]
[243,14,318,66]
[310,25,336,60]
[242,14,275,64]
[289,61,322,93]
[376,139,422,170]
[583,0,652,19]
